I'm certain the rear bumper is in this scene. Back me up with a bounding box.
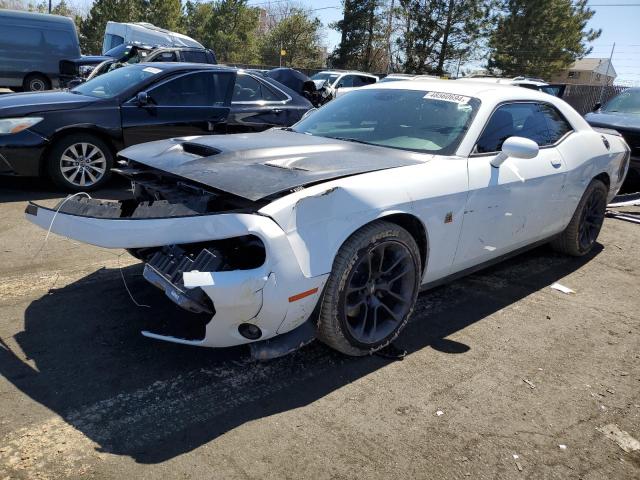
[0,129,48,176]
[25,201,327,348]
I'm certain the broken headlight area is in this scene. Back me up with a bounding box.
[52,160,263,220]
[133,235,266,315]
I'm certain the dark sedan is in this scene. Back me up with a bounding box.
[585,88,640,189]
[0,63,312,190]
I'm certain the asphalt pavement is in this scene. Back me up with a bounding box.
[0,176,639,479]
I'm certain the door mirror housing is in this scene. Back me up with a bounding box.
[592,102,602,112]
[490,136,539,168]
[136,91,149,106]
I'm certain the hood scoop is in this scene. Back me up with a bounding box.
[181,142,221,157]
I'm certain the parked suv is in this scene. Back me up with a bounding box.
[0,10,81,91]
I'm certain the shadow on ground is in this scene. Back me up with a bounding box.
[0,245,601,464]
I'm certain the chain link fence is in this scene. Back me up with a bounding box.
[559,84,628,115]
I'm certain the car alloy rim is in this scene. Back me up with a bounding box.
[60,143,107,187]
[578,189,605,251]
[342,240,416,345]
[30,79,45,91]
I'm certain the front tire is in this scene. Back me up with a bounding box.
[47,134,113,191]
[317,221,422,356]
[551,179,607,256]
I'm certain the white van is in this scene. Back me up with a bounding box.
[102,21,204,54]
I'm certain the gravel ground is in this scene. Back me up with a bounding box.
[0,176,639,480]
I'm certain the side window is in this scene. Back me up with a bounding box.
[351,76,365,87]
[151,51,178,62]
[233,74,261,101]
[105,34,124,51]
[182,50,208,63]
[539,104,572,144]
[232,74,285,102]
[477,102,573,153]
[360,75,377,85]
[148,72,232,106]
[337,75,354,88]
[260,81,286,101]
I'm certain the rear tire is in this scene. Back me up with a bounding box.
[551,179,607,256]
[23,74,51,92]
[317,221,422,356]
[47,134,113,191]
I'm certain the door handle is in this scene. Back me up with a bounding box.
[550,157,562,168]
[272,109,283,114]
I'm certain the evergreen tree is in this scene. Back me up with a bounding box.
[330,0,386,71]
[144,0,183,32]
[203,0,260,63]
[488,0,600,78]
[259,9,323,68]
[396,0,491,75]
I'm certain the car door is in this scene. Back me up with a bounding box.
[334,74,356,97]
[226,73,293,133]
[452,102,572,271]
[121,70,234,146]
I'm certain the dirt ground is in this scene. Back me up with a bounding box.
[0,176,639,480]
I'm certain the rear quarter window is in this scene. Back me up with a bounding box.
[182,50,208,63]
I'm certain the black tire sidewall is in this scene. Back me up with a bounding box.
[337,236,420,350]
[47,134,113,191]
[24,75,50,92]
[318,221,422,355]
[575,181,607,255]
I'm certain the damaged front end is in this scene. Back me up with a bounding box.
[25,162,327,350]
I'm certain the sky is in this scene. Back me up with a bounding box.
[246,0,640,85]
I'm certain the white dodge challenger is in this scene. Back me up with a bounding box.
[26,80,630,357]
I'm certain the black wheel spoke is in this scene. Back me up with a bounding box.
[342,239,416,345]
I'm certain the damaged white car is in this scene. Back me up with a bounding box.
[26,81,630,357]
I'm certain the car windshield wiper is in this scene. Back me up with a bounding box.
[324,136,373,146]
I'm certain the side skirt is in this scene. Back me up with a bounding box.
[420,236,558,292]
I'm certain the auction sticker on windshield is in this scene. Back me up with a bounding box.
[424,91,470,104]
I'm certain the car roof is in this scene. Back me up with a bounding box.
[316,70,378,77]
[461,76,549,87]
[0,9,75,25]
[140,62,234,72]
[364,78,559,102]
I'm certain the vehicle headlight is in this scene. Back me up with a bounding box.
[79,65,96,77]
[0,117,44,135]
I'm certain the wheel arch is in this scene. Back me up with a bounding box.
[39,126,119,176]
[376,212,429,275]
[593,171,610,189]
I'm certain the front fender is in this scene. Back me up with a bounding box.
[260,171,415,277]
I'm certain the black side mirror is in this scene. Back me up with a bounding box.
[67,79,83,89]
[136,91,149,106]
[592,102,602,112]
